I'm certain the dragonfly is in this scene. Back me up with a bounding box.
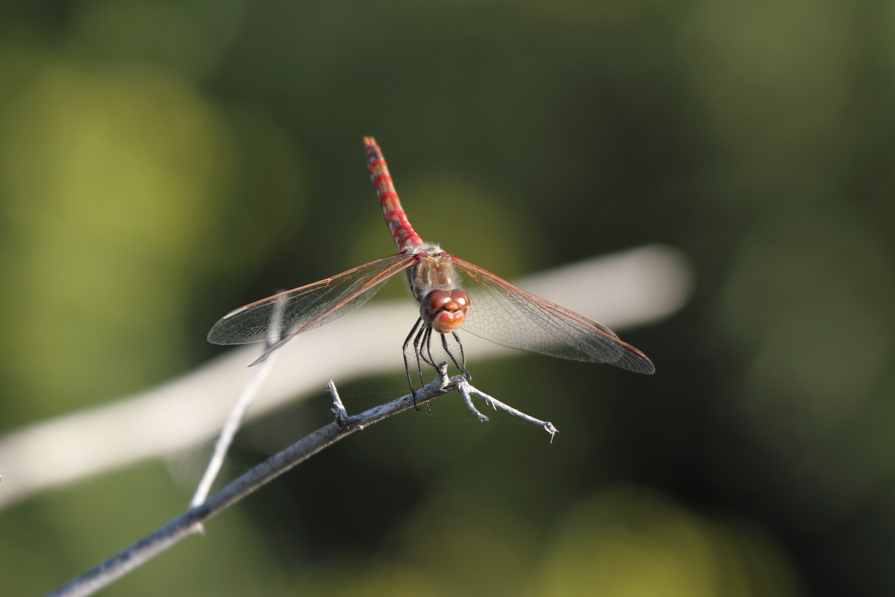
[208,137,654,406]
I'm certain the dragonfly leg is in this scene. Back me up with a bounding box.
[419,325,433,368]
[451,331,471,380]
[412,324,431,411]
[411,323,430,388]
[441,332,466,378]
[418,325,436,413]
[402,318,425,408]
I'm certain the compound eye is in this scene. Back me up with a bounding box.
[450,289,470,309]
[421,290,451,322]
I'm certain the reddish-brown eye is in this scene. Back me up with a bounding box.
[421,290,450,321]
[421,289,471,332]
[451,289,469,307]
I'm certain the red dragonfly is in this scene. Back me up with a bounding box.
[208,138,654,402]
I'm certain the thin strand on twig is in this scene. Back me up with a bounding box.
[190,295,287,513]
[189,354,277,513]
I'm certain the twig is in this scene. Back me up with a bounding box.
[328,380,349,426]
[47,368,450,597]
[45,366,556,597]
[457,379,559,441]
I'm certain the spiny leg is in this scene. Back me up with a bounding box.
[451,331,470,379]
[421,325,436,368]
[402,318,425,409]
[411,324,431,411]
[420,325,436,414]
[410,323,434,412]
[440,332,466,377]
[410,321,429,388]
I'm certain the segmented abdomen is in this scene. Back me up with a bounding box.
[364,137,424,253]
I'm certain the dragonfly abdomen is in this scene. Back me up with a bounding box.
[364,136,423,253]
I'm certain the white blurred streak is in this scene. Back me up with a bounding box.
[0,245,691,510]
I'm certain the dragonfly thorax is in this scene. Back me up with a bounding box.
[407,249,458,300]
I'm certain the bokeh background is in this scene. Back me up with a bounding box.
[1,0,893,595]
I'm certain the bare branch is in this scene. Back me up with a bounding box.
[47,366,453,597]
[45,366,560,597]
[457,380,559,441]
[328,380,349,426]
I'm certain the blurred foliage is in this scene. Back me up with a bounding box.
[0,0,893,595]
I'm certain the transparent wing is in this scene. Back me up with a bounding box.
[451,257,655,374]
[208,253,417,351]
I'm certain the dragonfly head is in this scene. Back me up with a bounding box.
[422,289,470,333]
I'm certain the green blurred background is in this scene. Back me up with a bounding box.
[1,0,893,594]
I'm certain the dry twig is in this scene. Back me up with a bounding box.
[46,365,554,597]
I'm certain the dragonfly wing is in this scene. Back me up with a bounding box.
[451,257,655,374]
[208,253,417,348]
